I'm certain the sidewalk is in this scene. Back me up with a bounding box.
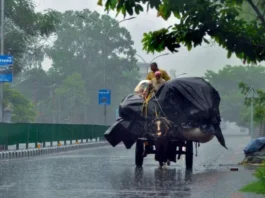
[191,134,264,198]
[0,140,110,160]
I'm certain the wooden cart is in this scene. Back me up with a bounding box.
[135,138,193,169]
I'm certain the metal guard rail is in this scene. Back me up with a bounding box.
[0,123,109,150]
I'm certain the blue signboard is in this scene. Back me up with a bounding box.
[0,55,13,82]
[98,89,111,105]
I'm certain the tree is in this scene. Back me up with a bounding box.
[54,72,89,124]
[43,9,139,124]
[204,65,265,127]
[13,68,55,103]
[240,0,265,22]
[98,0,265,64]
[4,84,36,122]
[0,0,60,123]
[4,0,60,73]
[239,82,265,124]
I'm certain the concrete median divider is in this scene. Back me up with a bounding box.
[0,141,110,160]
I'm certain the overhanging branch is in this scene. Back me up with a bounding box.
[247,0,265,28]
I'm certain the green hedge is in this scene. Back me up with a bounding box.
[0,123,109,146]
[241,161,265,195]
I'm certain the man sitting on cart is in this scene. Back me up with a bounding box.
[151,71,166,92]
[134,80,153,99]
[146,62,171,82]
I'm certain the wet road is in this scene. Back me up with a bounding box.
[0,133,263,198]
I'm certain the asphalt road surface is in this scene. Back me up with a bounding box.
[0,132,263,198]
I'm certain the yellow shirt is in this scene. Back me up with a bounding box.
[146,69,171,81]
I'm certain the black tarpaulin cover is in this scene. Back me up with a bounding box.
[104,77,227,149]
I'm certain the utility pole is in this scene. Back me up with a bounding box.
[250,95,254,138]
[245,86,259,139]
[58,96,61,123]
[73,87,76,124]
[103,17,136,126]
[0,0,4,122]
[76,14,136,126]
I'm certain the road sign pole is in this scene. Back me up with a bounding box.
[250,96,254,139]
[98,89,111,125]
[104,105,106,125]
[103,56,106,125]
[0,0,4,122]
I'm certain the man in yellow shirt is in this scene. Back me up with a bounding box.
[146,62,171,81]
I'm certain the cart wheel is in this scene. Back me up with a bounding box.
[135,140,144,167]
[185,141,193,169]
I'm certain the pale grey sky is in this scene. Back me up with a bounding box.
[34,0,247,76]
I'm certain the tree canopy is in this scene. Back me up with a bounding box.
[204,65,265,127]
[15,9,140,124]
[239,82,265,124]
[0,0,60,122]
[4,84,36,122]
[5,0,59,73]
[98,0,265,64]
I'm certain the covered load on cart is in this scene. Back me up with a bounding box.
[104,77,227,168]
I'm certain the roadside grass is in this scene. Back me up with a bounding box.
[241,181,265,194]
[240,160,265,195]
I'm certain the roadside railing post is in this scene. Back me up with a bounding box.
[26,129,29,149]
[50,129,53,147]
[0,123,109,155]
[5,124,8,150]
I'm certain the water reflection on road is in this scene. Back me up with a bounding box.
[0,134,263,198]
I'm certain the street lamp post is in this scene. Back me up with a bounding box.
[77,14,136,125]
[0,0,4,122]
[136,53,170,75]
[136,53,170,65]
[176,73,187,78]
[103,17,135,125]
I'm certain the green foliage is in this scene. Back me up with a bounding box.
[4,84,36,123]
[204,65,265,126]
[98,0,265,63]
[16,9,139,124]
[0,0,59,122]
[241,180,265,194]
[5,0,60,74]
[241,161,265,194]
[239,81,265,124]
[255,163,265,183]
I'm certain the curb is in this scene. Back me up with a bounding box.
[0,141,110,160]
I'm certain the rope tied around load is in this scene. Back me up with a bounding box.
[142,90,155,118]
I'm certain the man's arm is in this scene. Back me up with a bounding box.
[162,71,171,81]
